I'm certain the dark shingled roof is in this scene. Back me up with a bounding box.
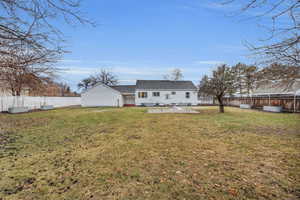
[111,85,136,94]
[136,80,197,90]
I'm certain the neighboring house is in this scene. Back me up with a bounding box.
[251,80,300,96]
[81,80,198,107]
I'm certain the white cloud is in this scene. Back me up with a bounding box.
[200,1,242,11]
[194,60,224,65]
[178,1,236,11]
[59,67,98,75]
[203,2,225,10]
[199,1,283,20]
[58,66,166,76]
[58,59,82,63]
[58,62,216,77]
[58,59,132,66]
[216,44,248,55]
[178,4,198,10]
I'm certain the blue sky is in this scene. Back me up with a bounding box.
[56,0,269,90]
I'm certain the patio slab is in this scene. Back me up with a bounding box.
[148,107,199,114]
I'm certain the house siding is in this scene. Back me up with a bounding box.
[135,90,198,106]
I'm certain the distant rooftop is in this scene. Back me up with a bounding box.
[252,80,300,95]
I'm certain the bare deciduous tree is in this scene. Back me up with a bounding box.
[198,74,210,97]
[256,63,300,89]
[58,82,71,97]
[0,0,92,96]
[199,64,236,113]
[0,44,58,96]
[243,65,258,96]
[232,63,258,96]
[223,0,300,67]
[232,63,246,95]
[163,68,184,80]
[0,0,92,57]
[93,69,119,86]
[77,78,94,90]
[78,69,118,90]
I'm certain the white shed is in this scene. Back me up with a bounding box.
[81,83,123,107]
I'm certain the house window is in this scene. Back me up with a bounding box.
[153,92,160,97]
[171,91,176,95]
[138,92,148,98]
[185,92,190,99]
[166,94,170,99]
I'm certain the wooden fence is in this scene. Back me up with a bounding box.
[223,95,300,113]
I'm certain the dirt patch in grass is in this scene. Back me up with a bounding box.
[0,130,14,146]
[0,130,22,158]
[127,134,142,140]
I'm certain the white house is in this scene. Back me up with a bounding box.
[134,80,198,106]
[81,80,198,107]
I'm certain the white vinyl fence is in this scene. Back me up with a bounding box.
[198,97,214,105]
[0,96,81,112]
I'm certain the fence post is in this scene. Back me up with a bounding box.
[0,96,2,112]
[294,94,296,113]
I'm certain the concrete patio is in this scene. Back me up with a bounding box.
[147,106,199,114]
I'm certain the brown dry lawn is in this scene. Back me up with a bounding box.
[0,106,299,200]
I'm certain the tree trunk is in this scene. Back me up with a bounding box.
[219,104,224,113]
[217,96,225,113]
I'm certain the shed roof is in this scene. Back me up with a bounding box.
[136,80,197,90]
[110,85,136,94]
